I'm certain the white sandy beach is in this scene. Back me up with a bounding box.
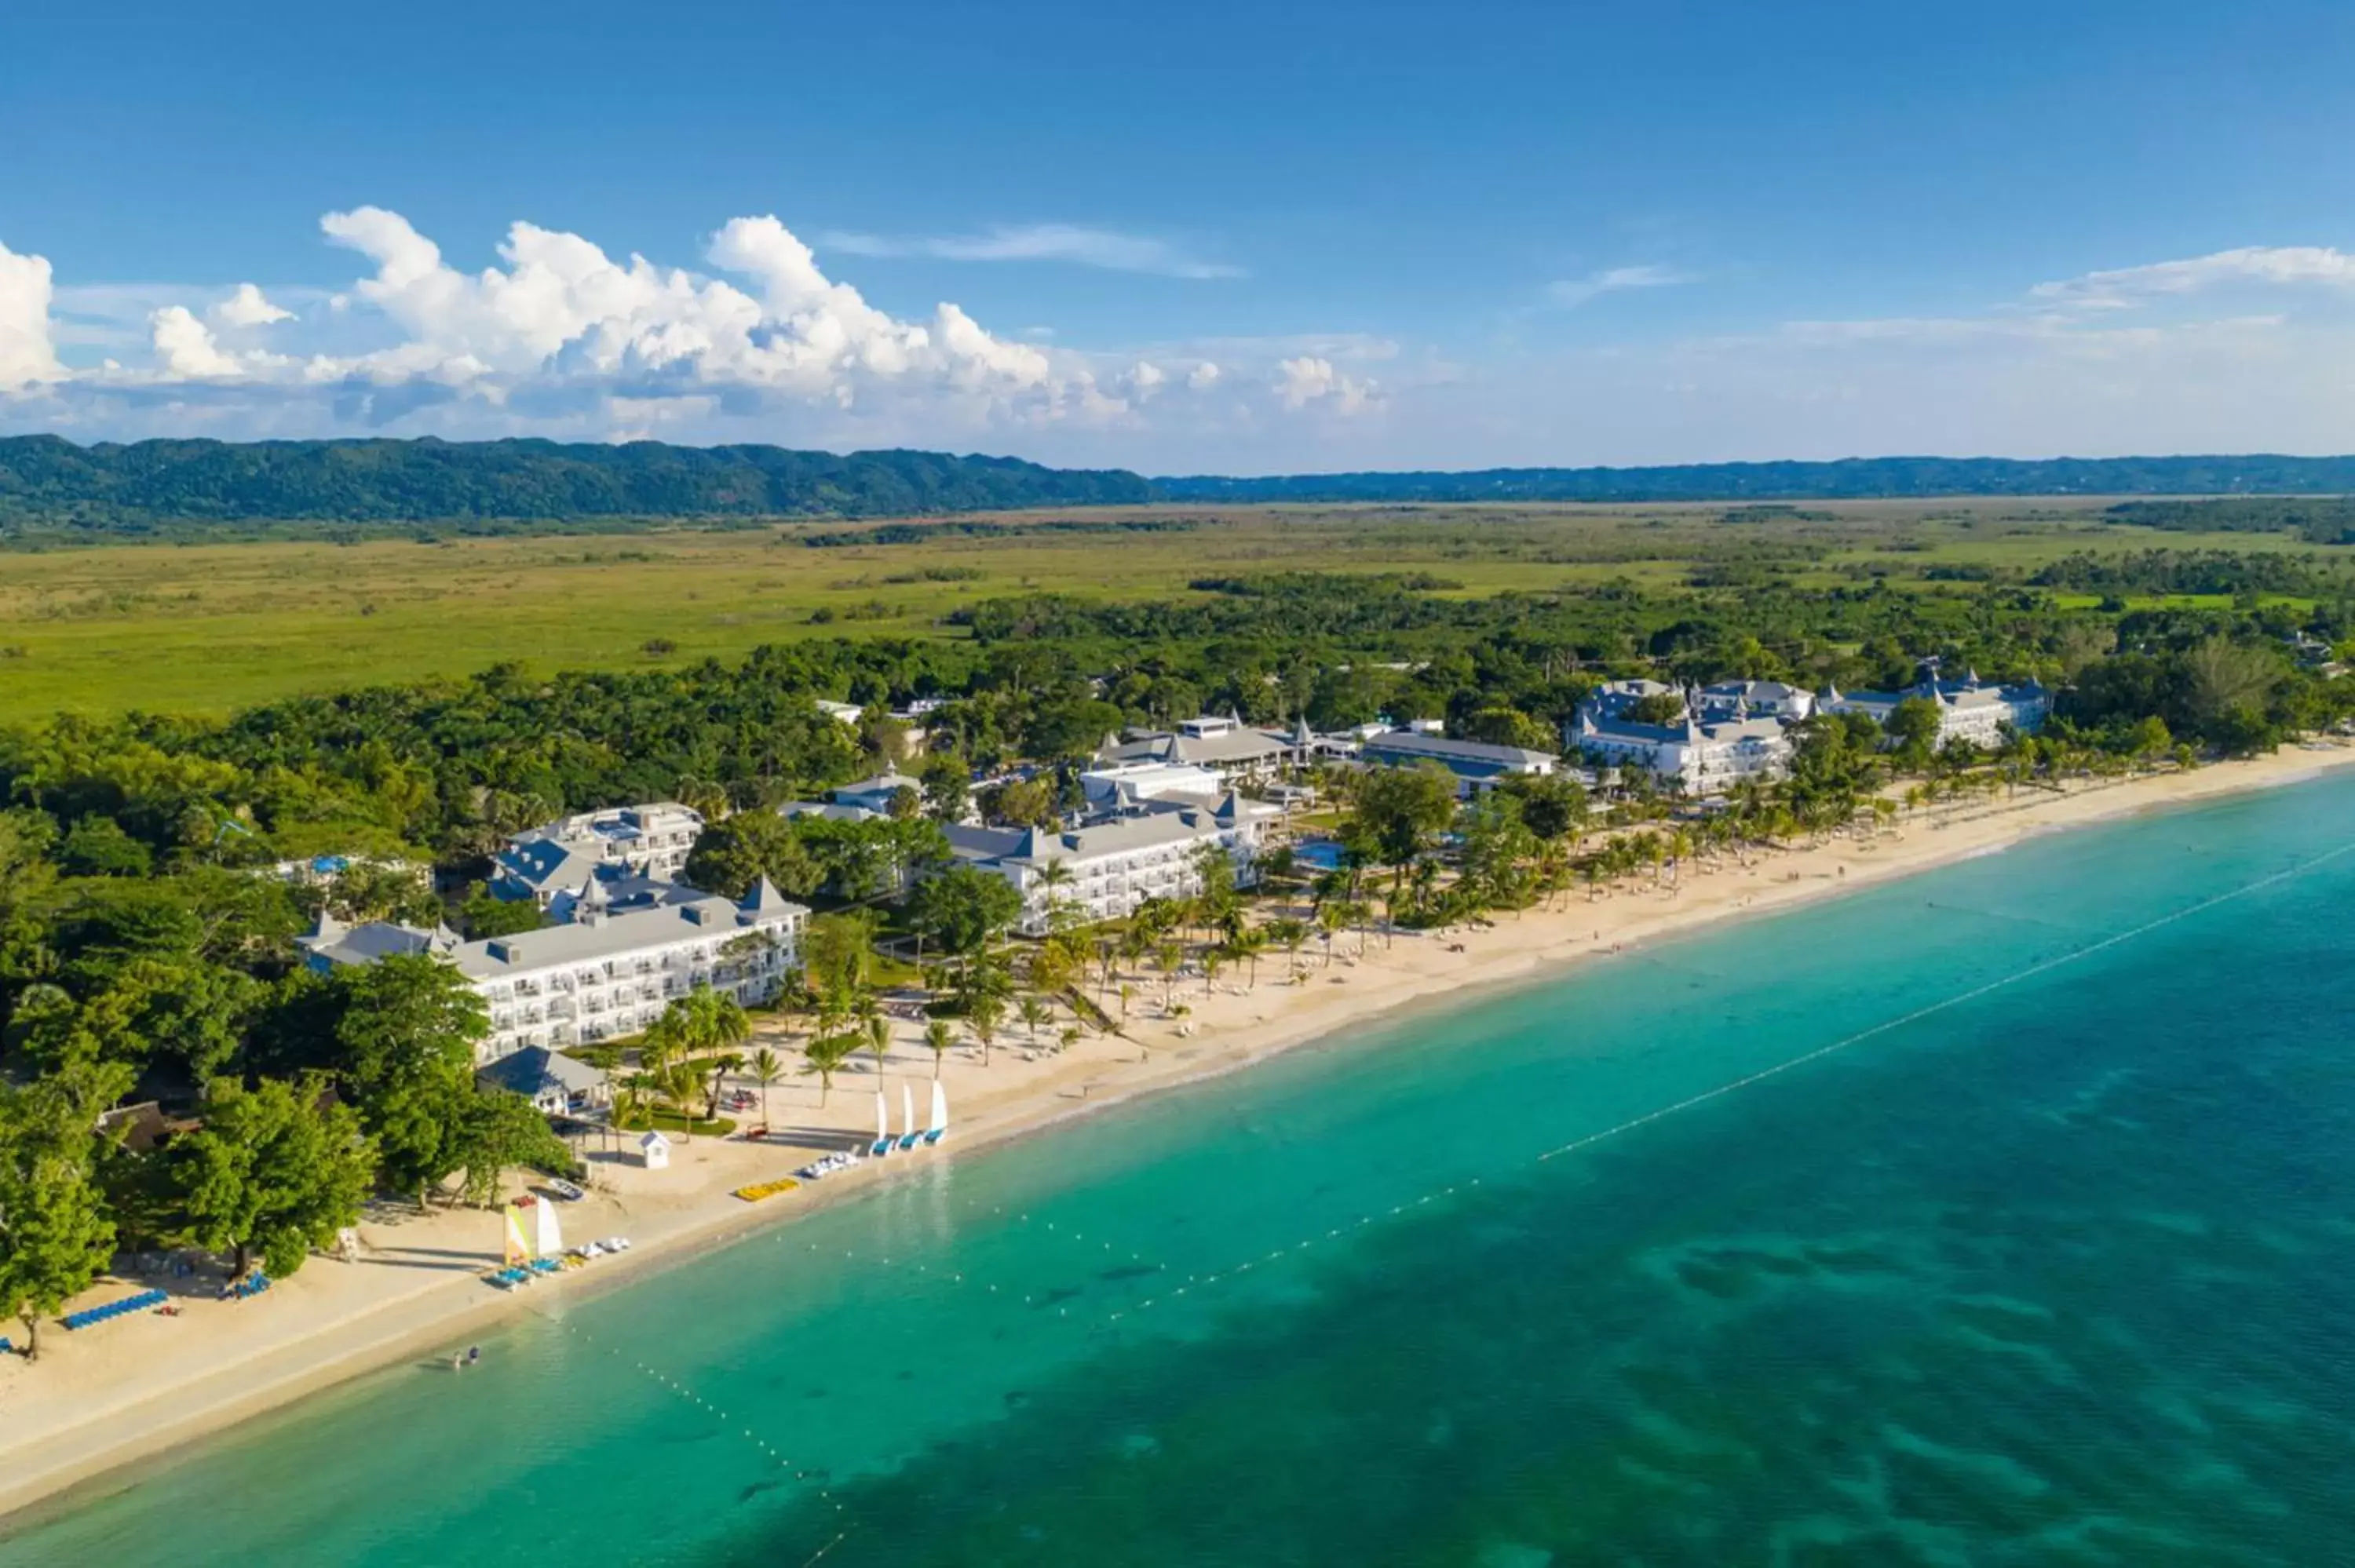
[5,742,2352,1522]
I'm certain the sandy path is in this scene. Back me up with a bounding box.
[5,742,2350,1522]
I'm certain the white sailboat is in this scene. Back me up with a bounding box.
[898,1082,921,1150]
[925,1080,947,1146]
[533,1194,564,1260]
[871,1089,893,1157]
[501,1204,532,1268]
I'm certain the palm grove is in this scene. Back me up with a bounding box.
[5,563,2353,1355]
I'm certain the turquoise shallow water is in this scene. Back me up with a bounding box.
[10,778,2355,1565]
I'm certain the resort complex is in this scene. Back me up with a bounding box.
[5,522,2348,1537]
[1570,669,2047,793]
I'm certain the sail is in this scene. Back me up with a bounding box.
[502,1205,532,1267]
[929,1081,948,1136]
[534,1197,564,1258]
[902,1083,916,1140]
[874,1090,889,1146]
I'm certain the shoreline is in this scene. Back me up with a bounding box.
[6,742,2353,1526]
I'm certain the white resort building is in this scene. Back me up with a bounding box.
[1356,731,1557,797]
[1822,669,2050,748]
[300,878,807,1062]
[491,801,706,906]
[1079,759,1230,811]
[1569,680,1798,793]
[1098,714,1303,784]
[943,792,1282,935]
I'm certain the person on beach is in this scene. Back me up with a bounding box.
[452,1353,463,1373]
[467,1346,481,1368]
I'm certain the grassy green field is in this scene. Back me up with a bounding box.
[0,498,2335,722]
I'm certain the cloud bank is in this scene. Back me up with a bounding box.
[0,209,1397,452]
[3,221,2353,472]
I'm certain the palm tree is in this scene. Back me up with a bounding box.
[749,1046,783,1127]
[924,1017,955,1078]
[658,1059,701,1140]
[1229,925,1268,990]
[863,1011,892,1084]
[968,993,1004,1067]
[801,1033,856,1106]
[1018,994,1051,1047]
[1315,900,1345,965]
[1154,940,1185,1010]
[1269,917,1308,977]
[1057,1025,1081,1056]
[615,1074,655,1131]
[702,1051,745,1122]
[1039,857,1075,925]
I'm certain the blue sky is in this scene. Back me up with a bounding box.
[5,0,2354,471]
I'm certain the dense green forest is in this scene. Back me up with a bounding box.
[0,436,1149,541]
[1159,456,2355,504]
[8,438,2355,545]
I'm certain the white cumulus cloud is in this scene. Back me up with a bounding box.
[1275,355,1378,414]
[148,306,247,377]
[212,283,294,328]
[0,238,64,387]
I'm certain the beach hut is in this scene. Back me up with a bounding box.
[638,1129,672,1171]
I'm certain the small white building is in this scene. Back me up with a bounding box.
[475,1046,612,1118]
[639,1130,672,1170]
[493,802,706,907]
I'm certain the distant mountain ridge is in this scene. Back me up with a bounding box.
[0,436,1150,533]
[1153,455,2355,503]
[5,438,2353,541]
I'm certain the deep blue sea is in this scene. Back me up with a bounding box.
[9,775,2355,1566]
